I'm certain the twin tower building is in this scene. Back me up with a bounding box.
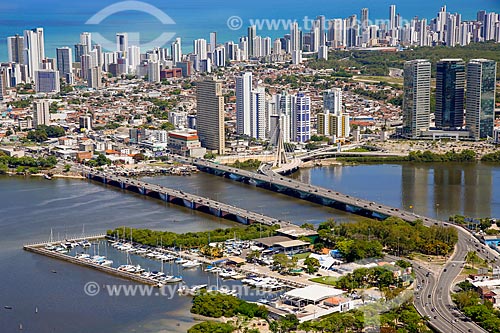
[402,58,497,140]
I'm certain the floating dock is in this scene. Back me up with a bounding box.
[23,236,162,287]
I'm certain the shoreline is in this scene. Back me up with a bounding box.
[4,171,85,180]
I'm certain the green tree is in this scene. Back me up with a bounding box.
[304,256,320,274]
[96,154,111,166]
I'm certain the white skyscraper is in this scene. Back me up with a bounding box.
[251,86,267,139]
[328,19,346,47]
[33,100,50,128]
[127,45,141,72]
[80,32,92,55]
[291,22,301,52]
[403,59,431,138]
[193,39,208,60]
[171,38,182,64]
[278,92,294,143]
[148,60,160,83]
[389,5,397,35]
[87,67,102,89]
[209,32,217,53]
[23,28,45,81]
[236,72,253,136]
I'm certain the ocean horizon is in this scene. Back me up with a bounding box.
[0,0,499,61]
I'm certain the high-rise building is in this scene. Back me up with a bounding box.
[116,33,128,54]
[277,92,294,143]
[466,59,497,140]
[361,8,369,30]
[435,59,465,129]
[209,32,217,53]
[127,45,141,72]
[251,86,267,139]
[56,47,73,79]
[402,59,431,138]
[0,68,6,100]
[323,88,342,115]
[291,22,301,52]
[23,28,45,81]
[87,67,102,89]
[389,5,397,35]
[7,35,24,64]
[236,72,253,136]
[317,112,350,140]
[33,100,50,128]
[80,32,92,55]
[171,38,182,64]
[293,92,311,143]
[247,26,256,57]
[79,115,92,131]
[74,43,86,63]
[196,77,225,154]
[35,69,59,93]
[318,89,350,140]
[147,60,160,83]
[193,39,208,61]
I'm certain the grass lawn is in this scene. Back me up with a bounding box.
[411,253,448,265]
[293,252,311,260]
[310,276,338,286]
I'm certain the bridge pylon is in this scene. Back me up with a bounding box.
[273,121,288,168]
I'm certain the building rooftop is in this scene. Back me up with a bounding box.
[284,285,344,303]
[277,225,318,238]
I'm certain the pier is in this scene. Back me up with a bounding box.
[83,170,289,227]
[23,236,161,286]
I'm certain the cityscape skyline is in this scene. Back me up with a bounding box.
[0,2,499,61]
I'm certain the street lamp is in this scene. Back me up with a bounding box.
[435,203,440,219]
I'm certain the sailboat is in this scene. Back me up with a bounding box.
[45,229,55,250]
[210,271,237,296]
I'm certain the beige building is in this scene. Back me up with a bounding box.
[317,112,350,141]
[33,100,50,128]
[196,77,225,154]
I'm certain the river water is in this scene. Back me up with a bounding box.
[1,162,499,332]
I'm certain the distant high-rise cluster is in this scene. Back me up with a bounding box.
[403,58,497,140]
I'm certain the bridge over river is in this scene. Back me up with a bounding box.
[84,170,290,227]
[174,155,437,224]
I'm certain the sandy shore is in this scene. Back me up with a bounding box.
[5,171,85,180]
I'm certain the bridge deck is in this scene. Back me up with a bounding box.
[84,171,289,227]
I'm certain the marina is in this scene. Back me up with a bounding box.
[23,233,308,293]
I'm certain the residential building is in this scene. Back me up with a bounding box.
[402,59,431,138]
[196,77,225,154]
[236,72,252,136]
[293,92,311,143]
[33,100,50,128]
[466,59,497,140]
